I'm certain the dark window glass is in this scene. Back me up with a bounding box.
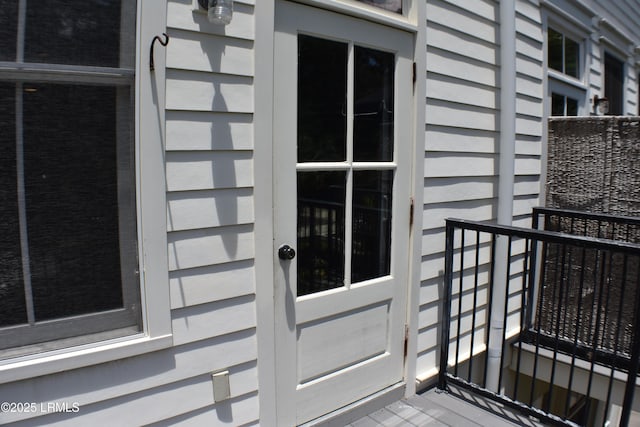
[566,97,578,116]
[548,28,579,78]
[0,83,27,327]
[22,84,127,320]
[297,172,346,296]
[551,93,565,116]
[354,46,394,162]
[564,37,579,78]
[605,52,624,115]
[298,35,347,162]
[352,171,393,283]
[356,0,402,14]
[24,0,130,67]
[0,2,18,61]
[548,28,563,73]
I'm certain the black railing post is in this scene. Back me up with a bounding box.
[439,220,455,390]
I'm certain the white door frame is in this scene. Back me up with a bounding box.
[253,1,427,425]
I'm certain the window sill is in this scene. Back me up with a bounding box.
[0,333,173,384]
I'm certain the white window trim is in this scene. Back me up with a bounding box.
[543,12,590,117]
[0,0,172,384]
[289,0,418,32]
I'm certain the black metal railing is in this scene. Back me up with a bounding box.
[439,210,640,427]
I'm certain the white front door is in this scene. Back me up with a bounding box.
[273,2,414,424]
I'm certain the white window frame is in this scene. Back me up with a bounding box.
[0,0,172,384]
[543,14,589,117]
[287,0,418,31]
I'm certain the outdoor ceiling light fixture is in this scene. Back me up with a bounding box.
[593,95,609,116]
[198,0,233,25]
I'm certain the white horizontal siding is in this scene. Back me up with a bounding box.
[419,0,501,380]
[168,225,255,271]
[0,331,257,425]
[166,111,253,151]
[159,0,259,423]
[426,126,497,153]
[163,9,259,425]
[169,260,255,310]
[166,70,253,113]
[171,296,257,346]
[425,153,497,178]
[166,151,254,191]
[168,188,254,231]
[167,29,254,76]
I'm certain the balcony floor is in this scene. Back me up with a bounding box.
[348,385,546,427]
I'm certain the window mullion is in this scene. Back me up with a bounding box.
[17,0,26,63]
[345,42,355,289]
[15,83,35,326]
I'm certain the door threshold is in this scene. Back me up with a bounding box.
[300,382,406,427]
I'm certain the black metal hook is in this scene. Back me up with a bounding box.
[150,33,170,72]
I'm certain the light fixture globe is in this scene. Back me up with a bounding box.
[198,0,233,25]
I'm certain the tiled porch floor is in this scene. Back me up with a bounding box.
[347,386,547,427]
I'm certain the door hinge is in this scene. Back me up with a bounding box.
[403,325,409,360]
[412,62,417,84]
[409,197,414,228]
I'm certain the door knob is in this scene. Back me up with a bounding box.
[278,244,296,260]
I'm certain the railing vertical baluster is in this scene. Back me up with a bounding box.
[513,237,530,402]
[585,248,607,411]
[526,240,538,331]
[544,240,568,413]
[467,231,481,383]
[439,221,455,390]
[454,230,465,378]
[604,253,628,425]
[564,244,587,419]
[497,235,512,393]
[529,240,548,407]
[620,259,640,426]
[483,234,496,389]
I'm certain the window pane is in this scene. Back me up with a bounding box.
[354,46,394,162]
[551,93,565,116]
[564,36,579,78]
[356,0,402,14]
[24,0,134,67]
[0,1,18,61]
[352,170,393,283]
[298,35,348,162]
[22,83,133,321]
[0,83,27,327]
[297,172,346,296]
[566,97,578,116]
[548,28,563,73]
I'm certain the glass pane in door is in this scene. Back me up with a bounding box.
[297,172,346,296]
[352,170,393,283]
[298,35,348,162]
[354,46,394,161]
